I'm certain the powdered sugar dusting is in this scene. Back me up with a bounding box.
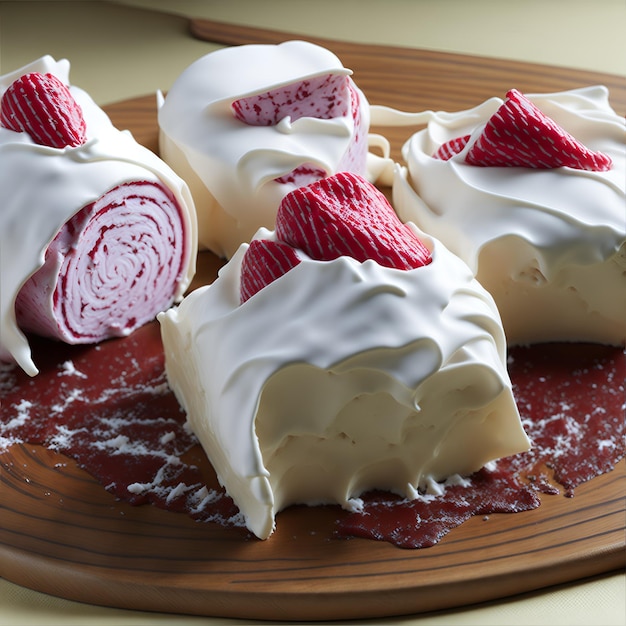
[59,360,87,378]
[0,325,245,531]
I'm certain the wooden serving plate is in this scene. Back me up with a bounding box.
[1,20,624,622]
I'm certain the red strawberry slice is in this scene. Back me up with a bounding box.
[465,89,612,171]
[433,135,470,160]
[240,239,302,303]
[231,73,350,126]
[1,72,86,148]
[275,171,432,270]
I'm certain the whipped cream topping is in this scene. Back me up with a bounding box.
[158,41,392,259]
[159,221,530,539]
[389,87,626,345]
[0,56,197,376]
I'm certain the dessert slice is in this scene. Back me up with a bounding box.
[0,57,197,376]
[158,40,373,258]
[395,86,626,346]
[159,172,530,540]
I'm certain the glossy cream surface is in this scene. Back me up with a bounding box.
[0,56,197,376]
[158,41,394,259]
[390,87,626,345]
[159,225,530,539]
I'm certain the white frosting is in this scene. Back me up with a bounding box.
[0,56,197,376]
[159,221,530,539]
[390,86,626,346]
[158,41,391,259]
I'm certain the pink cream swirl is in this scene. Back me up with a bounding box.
[15,181,187,345]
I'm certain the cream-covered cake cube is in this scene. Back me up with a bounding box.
[157,40,390,259]
[393,87,626,346]
[159,172,530,539]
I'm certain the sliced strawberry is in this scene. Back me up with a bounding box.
[432,135,470,160]
[465,89,612,171]
[240,239,302,303]
[275,171,432,270]
[1,72,86,148]
[231,73,350,126]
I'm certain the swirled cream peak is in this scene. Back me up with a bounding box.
[159,215,529,540]
[158,40,394,258]
[0,56,197,376]
[391,86,626,346]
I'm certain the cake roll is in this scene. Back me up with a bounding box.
[0,56,197,376]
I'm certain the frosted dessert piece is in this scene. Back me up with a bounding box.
[159,172,530,540]
[0,56,197,376]
[158,40,391,259]
[393,87,625,346]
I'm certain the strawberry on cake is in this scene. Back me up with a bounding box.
[0,56,197,376]
[158,40,390,259]
[158,171,530,540]
[392,87,626,346]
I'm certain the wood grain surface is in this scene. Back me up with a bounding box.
[1,20,624,622]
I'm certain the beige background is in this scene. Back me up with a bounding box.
[2,0,625,106]
[1,1,625,625]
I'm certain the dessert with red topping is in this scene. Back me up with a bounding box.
[1,47,623,557]
[157,41,385,258]
[0,56,197,376]
[392,87,625,346]
[159,172,530,539]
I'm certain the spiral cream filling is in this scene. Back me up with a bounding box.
[15,181,186,343]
